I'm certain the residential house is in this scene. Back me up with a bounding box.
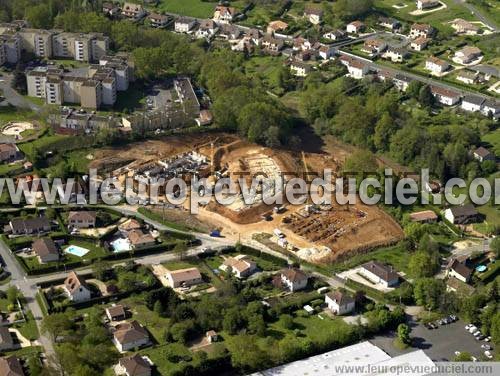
[280,268,308,292]
[416,0,440,10]
[379,17,401,31]
[457,70,480,85]
[446,277,475,296]
[115,354,152,376]
[68,211,97,229]
[121,3,146,20]
[347,59,369,79]
[443,204,480,224]
[213,5,237,24]
[481,100,500,119]
[382,46,408,62]
[261,35,284,54]
[106,305,127,322]
[361,39,387,56]
[148,13,169,28]
[319,45,335,60]
[347,21,365,34]
[325,290,355,315]
[0,143,18,161]
[196,20,218,39]
[127,229,156,249]
[461,95,485,112]
[454,46,482,65]
[166,267,203,288]
[304,7,323,25]
[218,24,242,40]
[473,146,495,162]
[410,23,434,38]
[323,29,346,41]
[195,110,213,126]
[113,321,150,352]
[206,330,219,343]
[244,28,262,46]
[9,217,51,235]
[102,2,121,17]
[220,255,257,278]
[0,356,24,376]
[267,20,288,35]
[393,73,412,91]
[119,219,142,233]
[360,261,399,288]
[409,210,438,223]
[431,86,460,106]
[0,327,14,351]
[451,18,479,35]
[425,56,450,74]
[446,258,472,283]
[410,36,429,51]
[32,238,59,264]
[174,17,197,33]
[289,61,311,77]
[63,271,92,302]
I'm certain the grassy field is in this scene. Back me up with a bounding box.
[156,0,216,18]
[482,129,500,155]
[0,107,36,125]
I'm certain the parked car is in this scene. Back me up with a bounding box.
[485,336,491,342]
[469,326,478,333]
[449,315,457,321]
[484,351,493,359]
[476,335,486,341]
[454,351,461,356]
[481,344,492,350]
[473,331,482,337]
[465,324,473,330]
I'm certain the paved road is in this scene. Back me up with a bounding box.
[0,238,56,361]
[0,73,41,111]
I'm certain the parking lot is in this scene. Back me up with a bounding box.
[371,316,490,361]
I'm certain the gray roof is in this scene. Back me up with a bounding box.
[463,95,485,106]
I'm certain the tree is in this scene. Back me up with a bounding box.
[454,352,473,361]
[407,81,424,99]
[12,62,27,94]
[41,312,73,341]
[491,312,500,345]
[343,149,378,173]
[413,278,445,310]
[25,4,53,29]
[154,300,165,317]
[173,242,188,261]
[418,85,434,108]
[280,314,295,330]
[374,112,397,152]
[226,335,270,371]
[397,323,411,345]
[490,237,500,258]
[408,250,439,278]
[6,285,19,305]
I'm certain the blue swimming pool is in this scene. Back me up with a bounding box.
[64,245,90,257]
[476,265,487,272]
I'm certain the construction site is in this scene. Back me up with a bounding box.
[88,132,404,264]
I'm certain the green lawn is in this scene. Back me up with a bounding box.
[15,311,40,340]
[482,129,500,155]
[156,0,216,18]
[162,259,199,271]
[0,107,36,125]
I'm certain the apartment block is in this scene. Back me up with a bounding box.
[26,55,131,109]
[0,33,21,65]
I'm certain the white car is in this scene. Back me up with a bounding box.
[473,331,482,337]
[454,351,461,356]
[484,351,493,359]
[485,336,491,342]
[465,324,473,330]
[469,326,478,333]
[481,344,492,350]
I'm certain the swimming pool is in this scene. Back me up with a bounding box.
[476,265,487,272]
[111,238,132,253]
[64,245,91,257]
